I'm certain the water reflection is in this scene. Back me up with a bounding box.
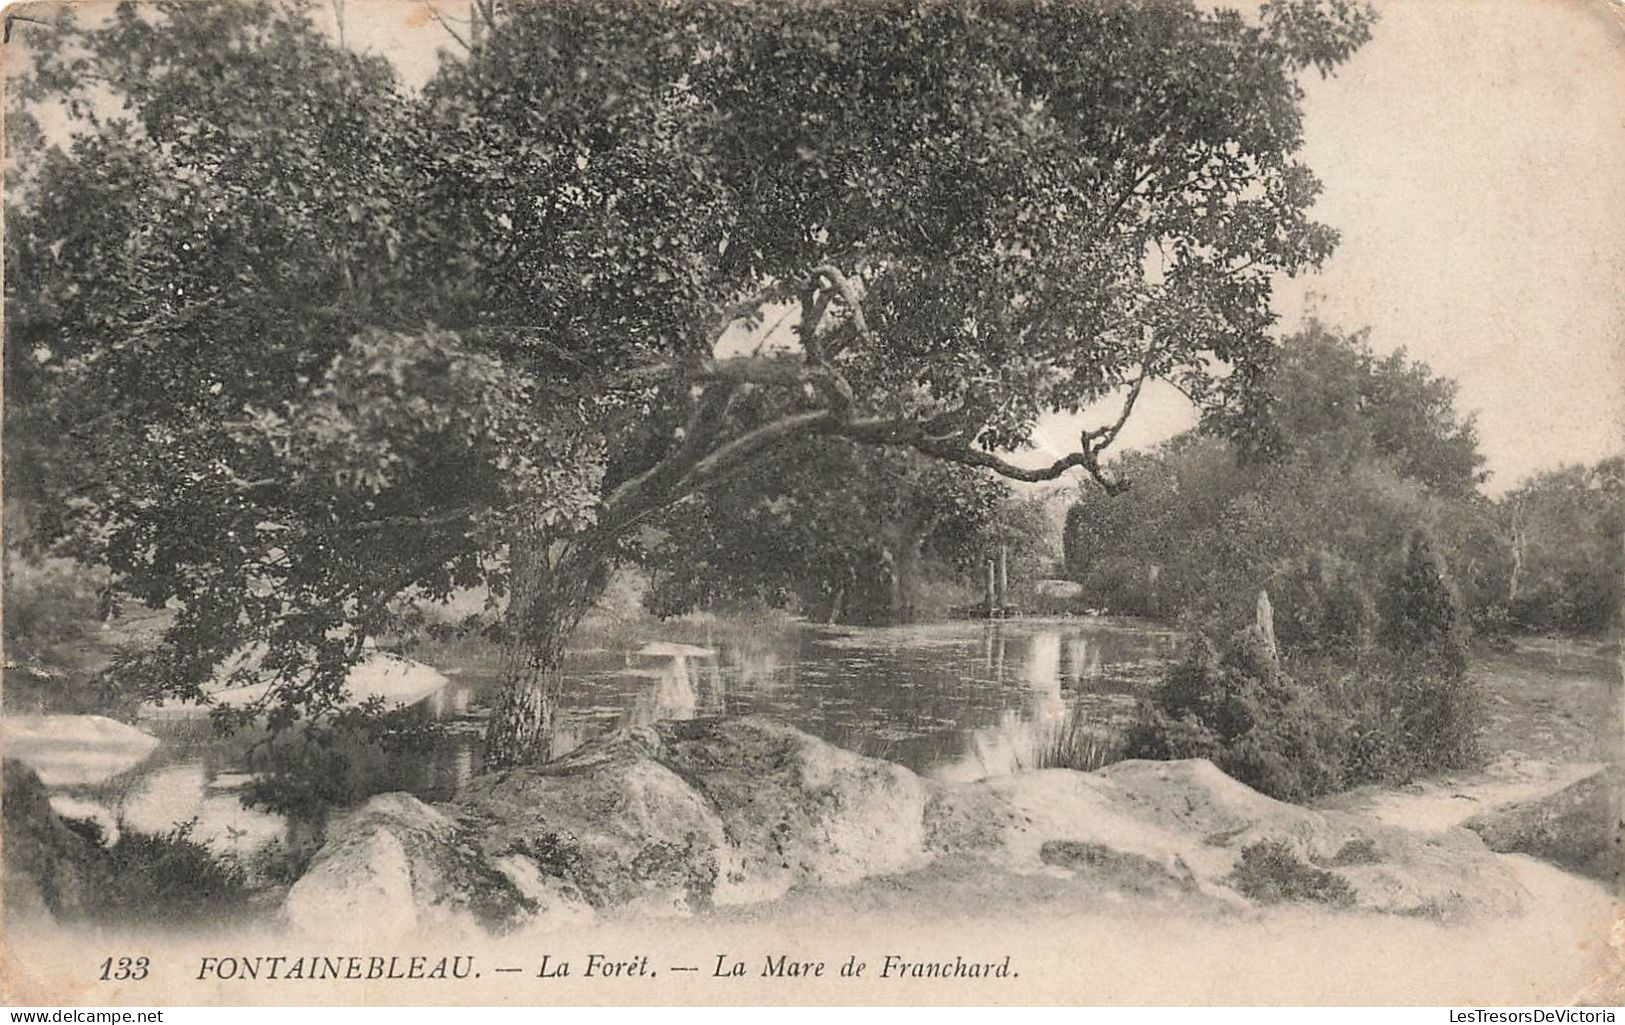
[29,618,1177,857]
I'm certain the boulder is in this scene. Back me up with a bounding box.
[1033,579,1085,599]
[282,792,576,941]
[280,717,1530,936]
[455,717,931,911]
[1,759,118,922]
[652,717,932,901]
[1464,767,1621,883]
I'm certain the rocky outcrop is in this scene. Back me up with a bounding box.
[280,716,1531,938]
[458,718,929,910]
[2,759,118,922]
[1464,767,1621,883]
[925,758,1525,917]
[282,792,591,941]
[652,717,932,900]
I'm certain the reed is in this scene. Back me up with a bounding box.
[1029,706,1124,773]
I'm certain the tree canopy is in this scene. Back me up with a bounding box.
[5,0,1374,763]
[1063,324,1490,627]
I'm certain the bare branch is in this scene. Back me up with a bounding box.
[829,416,1129,493]
[422,2,472,53]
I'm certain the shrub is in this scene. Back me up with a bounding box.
[1228,839,1355,907]
[1271,550,1377,660]
[1363,528,1481,776]
[1383,528,1470,674]
[1124,629,1344,802]
[1126,573,1483,800]
[57,818,251,927]
[2,556,110,655]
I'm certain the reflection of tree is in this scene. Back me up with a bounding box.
[1064,325,1496,629]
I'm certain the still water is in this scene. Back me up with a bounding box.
[45,617,1180,862]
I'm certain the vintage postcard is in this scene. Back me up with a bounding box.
[1,0,1622,1008]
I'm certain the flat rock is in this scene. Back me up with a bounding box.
[0,715,160,786]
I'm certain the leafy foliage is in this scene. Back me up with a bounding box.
[1383,528,1470,674]
[1124,628,1343,801]
[1211,323,1486,496]
[6,0,1374,758]
[59,818,252,926]
[1064,324,1492,634]
[1228,839,1355,907]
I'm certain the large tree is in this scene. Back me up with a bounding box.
[5,0,1372,766]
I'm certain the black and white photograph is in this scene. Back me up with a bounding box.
[1,0,1621,1008]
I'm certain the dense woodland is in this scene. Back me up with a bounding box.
[1061,324,1623,640]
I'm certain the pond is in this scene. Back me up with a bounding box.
[23,616,1182,865]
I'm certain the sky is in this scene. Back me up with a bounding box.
[11,0,1625,494]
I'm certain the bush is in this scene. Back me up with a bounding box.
[59,818,251,927]
[1271,550,1377,660]
[1228,840,1355,907]
[1124,629,1344,802]
[1032,706,1122,772]
[1383,528,1470,674]
[1300,659,1481,786]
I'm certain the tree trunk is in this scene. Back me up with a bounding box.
[482,535,609,770]
[1506,504,1526,607]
